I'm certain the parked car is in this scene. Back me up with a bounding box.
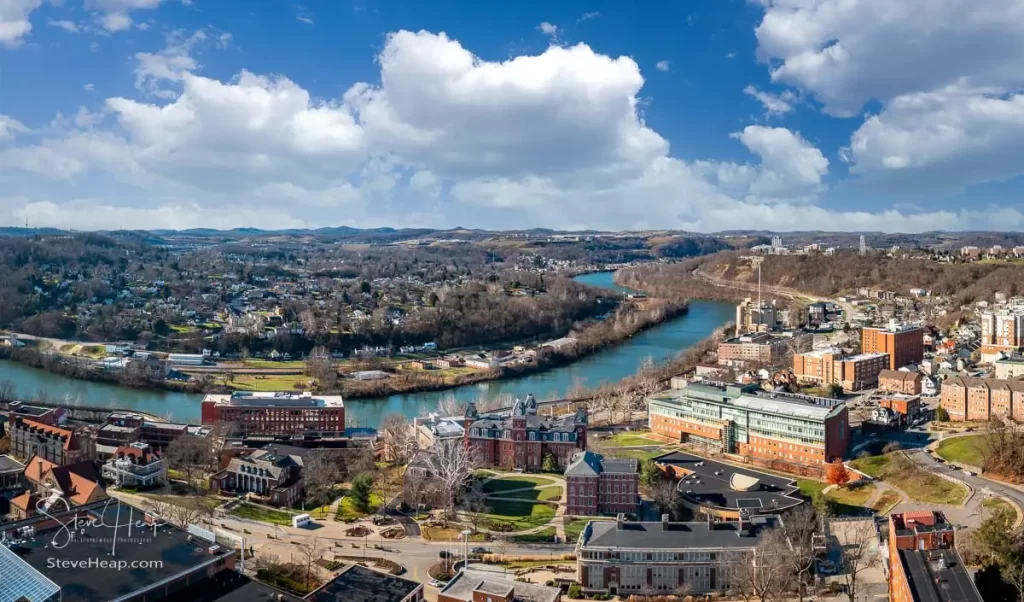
[963,470,974,476]
[438,550,451,560]
[471,547,490,554]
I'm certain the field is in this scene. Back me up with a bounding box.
[480,476,556,494]
[244,359,307,369]
[226,374,313,391]
[983,497,1017,519]
[797,479,827,498]
[481,500,556,531]
[500,486,563,502]
[603,433,663,447]
[870,490,903,514]
[828,483,877,508]
[421,526,488,542]
[850,453,967,505]
[936,435,989,467]
[336,493,384,521]
[229,503,296,526]
[510,527,557,543]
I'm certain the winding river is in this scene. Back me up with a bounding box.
[0,272,733,426]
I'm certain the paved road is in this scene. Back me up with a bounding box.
[905,448,1024,521]
[691,268,858,317]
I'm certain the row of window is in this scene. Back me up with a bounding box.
[469,428,576,442]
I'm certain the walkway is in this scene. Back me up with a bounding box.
[475,472,568,539]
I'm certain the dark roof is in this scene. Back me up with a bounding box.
[565,451,637,477]
[208,575,305,602]
[5,500,236,602]
[653,451,804,512]
[0,454,24,474]
[308,564,421,602]
[899,549,982,602]
[582,516,781,550]
[468,411,581,433]
[439,569,560,602]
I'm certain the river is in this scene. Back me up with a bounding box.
[0,272,733,426]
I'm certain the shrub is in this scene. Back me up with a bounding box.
[567,583,583,599]
[882,441,902,453]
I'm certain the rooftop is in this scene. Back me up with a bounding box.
[11,404,53,417]
[899,549,981,602]
[800,347,842,358]
[1,499,236,602]
[439,569,561,602]
[581,515,781,550]
[843,352,889,362]
[204,391,344,408]
[866,323,922,334]
[565,451,637,477]
[0,454,24,474]
[307,563,422,602]
[654,451,803,512]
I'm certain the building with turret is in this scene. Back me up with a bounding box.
[463,395,588,471]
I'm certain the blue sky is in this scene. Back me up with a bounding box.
[1,0,1023,232]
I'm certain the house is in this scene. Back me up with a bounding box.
[434,356,465,369]
[353,370,389,381]
[14,455,108,519]
[564,451,639,516]
[101,442,167,489]
[878,370,923,395]
[401,450,447,509]
[209,447,305,507]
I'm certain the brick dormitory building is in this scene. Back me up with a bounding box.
[862,322,924,370]
[564,451,639,516]
[201,391,345,439]
[9,416,87,465]
[648,380,849,466]
[940,375,1024,422]
[463,396,587,471]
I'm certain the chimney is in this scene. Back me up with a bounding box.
[737,512,745,537]
[706,512,714,529]
[616,513,625,530]
[37,459,43,479]
[662,514,670,530]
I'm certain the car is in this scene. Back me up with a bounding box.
[437,550,452,559]
[963,470,974,476]
[471,547,490,554]
[428,578,448,588]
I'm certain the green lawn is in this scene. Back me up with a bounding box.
[229,503,296,526]
[244,359,307,369]
[983,497,1017,519]
[604,448,666,462]
[936,436,989,467]
[498,486,563,502]
[229,374,312,392]
[510,527,557,543]
[336,493,384,521]
[482,500,556,531]
[828,483,877,507]
[564,517,611,542]
[421,526,488,542]
[797,479,827,498]
[851,454,966,505]
[481,476,556,494]
[870,490,903,515]
[604,433,662,447]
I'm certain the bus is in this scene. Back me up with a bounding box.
[292,514,312,528]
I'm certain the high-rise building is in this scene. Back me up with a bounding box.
[861,322,924,370]
[979,309,1024,362]
[792,349,889,391]
[859,234,867,255]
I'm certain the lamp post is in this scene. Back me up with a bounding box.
[459,529,472,573]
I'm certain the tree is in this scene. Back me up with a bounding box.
[826,460,851,487]
[724,528,792,602]
[165,435,212,490]
[350,474,374,513]
[827,383,845,399]
[379,413,418,465]
[639,458,662,486]
[305,345,337,391]
[304,449,342,511]
[935,406,950,422]
[832,519,883,602]
[777,504,819,602]
[423,438,479,521]
[649,479,679,518]
[296,536,328,593]
[542,453,559,473]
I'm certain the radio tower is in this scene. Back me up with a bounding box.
[859,235,867,255]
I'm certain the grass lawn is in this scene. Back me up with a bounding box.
[797,479,827,498]
[870,490,903,515]
[605,448,666,462]
[936,436,989,467]
[828,483,877,508]
[851,454,967,505]
[336,493,384,521]
[228,374,313,392]
[244,359,307,369]
[421,526,488,542]
[564,517,611,542]
[481,476,555,494]
[604,433,661,447]
[510,527,557,543]
[229,503,296,526]
[983,497,1017,519]
[499,486,563,502]
[473,469,497,479]
[168,323,198,333]
[482,500,556,531]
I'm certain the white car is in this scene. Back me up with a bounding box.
[963,470,974,476]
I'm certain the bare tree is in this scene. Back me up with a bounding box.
[423,438,479,521]
[0,379,15,402]
[303,449,342,511]
[460,487,490,532]
[296,535,328,592]
[165,435,212,490]
[306,345,337,391]
[724,528,792,602]
[436,394,467,417]
[649,479,679,518]
[832,519,882,602]
[149,497,207,529]
[378,413,418,464]
[778,504,820,602]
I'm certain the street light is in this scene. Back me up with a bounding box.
[459,529,472,573]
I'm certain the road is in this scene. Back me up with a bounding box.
[905,447,1024,522]
[691,268,858,318]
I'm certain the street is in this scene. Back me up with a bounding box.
[904,447,1024,524]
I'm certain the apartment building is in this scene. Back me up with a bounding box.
[878,370,923,395]
[994,354,1024,379]
[833,352,888,391]
[862,322,924,370]
[940,376,1024,422]
[980,309,1024,362]
[464,397,587,471]
[717,333,789,366]
[201,391,345,438]
[575,514,782,597]
[792,348,841,385]
[888,512,980,602]
[9,417,87,465]
[648,381,849,465]
[564,451,639,516]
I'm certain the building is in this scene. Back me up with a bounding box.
[979,309,1024,362]
[209,447,305,506]
[401,450,447,509]
[792,348,842,385]
[735,299,779,335]
[648,381,849,465]
[994,354,1024,379]
[464,396,588,471]
[8,401,66,426]
[862,323,924,370]
[575,514,783,597]
[413,414,465,449]
[564,451,639,516]
[168,352,206,365]
[13,456,107,519]
[940,376,1024,422]
[878,370,923,395]
[307,563,424,602]
[833,352,888,391]
[878,395,922,425]
[9,417,86,465]
[201,391,345,439]
[0,455,25,495]
[887,511,980,602]
[717,333,789,366]
[0,499,238,602]
[102,442,167,489]
[439,569,560,602]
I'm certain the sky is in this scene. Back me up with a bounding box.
[1,1,1024,233]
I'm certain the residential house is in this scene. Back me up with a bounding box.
[102,442,167,489]
[13,456,107,519]
[878,370,923,395]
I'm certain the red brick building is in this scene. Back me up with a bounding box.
[940,375,1024,422]
[201,391,345,438]
[463,396,587,471]
[888,512,979,602]
[878,370,923,395]
[862,323,924,370]
[564,451,638,517]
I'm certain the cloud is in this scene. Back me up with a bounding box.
[133,29,225,98]
[0,28,1015,232]
[83,83,96,92]
[536,21,558,40]
[90,0,180,33]
[655,60,670,72]
[0,115,28,142]
[743,85,794,115]
[48,19,80,33]
[578,11,601,22]
[0,0,44,47]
